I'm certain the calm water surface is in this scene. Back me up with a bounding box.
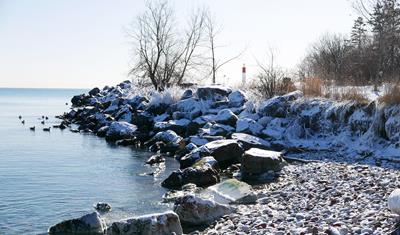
[0,88,178,235]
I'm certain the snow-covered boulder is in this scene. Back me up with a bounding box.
[388,189,400,215]
[154,119,191,136]
[114,104,132,123]
[48,212,106,235]
[241,148,286,177]
[127,95,148,110]
[161,163,219,189]
[196,85,232,101]
[106,121,137,141]
[181,89,193,100]
[203,139,244,164]
[170,98,203,120]
[215,109,238,126]
[107,211,183,235]
[236,118,264,136]
[153,130,182,146]
[385,106,400,141]
[228,90,248,107]
[174,194,235,225]
[231,133,271,150]
[258,90,302,117]
[207,179,256,204]
[200,123,235,136]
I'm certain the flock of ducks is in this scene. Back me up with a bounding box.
[19,115,51,132]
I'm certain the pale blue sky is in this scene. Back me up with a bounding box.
[0,0,355,88]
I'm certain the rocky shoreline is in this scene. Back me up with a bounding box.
[49,80,400,234]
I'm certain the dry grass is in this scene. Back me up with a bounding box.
[340,87,369,104]
[379,83,400,105]
[302,77,323,97]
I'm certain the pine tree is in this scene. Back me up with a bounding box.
[351,17,367,49]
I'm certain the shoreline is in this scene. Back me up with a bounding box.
[49,80,400,234]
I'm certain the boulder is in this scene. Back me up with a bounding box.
[146,130,182,147]
[203,139,244,164]
[174,194,235,225]
[154,119,191,136]
[105,121,138,141]
[48,212,106,235]
[169,98,202,120]
[163,183,200,203]
[192,156,219,170]
[94,202,112,213]
[88,87,101,97]
[71,94,89,107]
[228,90,248,107]
[161,163,219,189]
[207,179,256,204]
[231,133,271,150]
[236,118,264,136]
[146,154,165,165]
[196,85,231,101]
[258,91,303,117]
[107,211,183,235]
[178,146,211,169]
[200,123,235,136]
[181,89,193,100]
[241,148,286,177]
[389,189,400,215]
[215,109,238,126]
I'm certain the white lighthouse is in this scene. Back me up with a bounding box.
[242,64,246,86]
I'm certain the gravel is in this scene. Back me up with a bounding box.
[196,161,400,235]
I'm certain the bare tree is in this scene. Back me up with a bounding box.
[205,10,244,84]
[254,50,295,98]
[129,1,206,91]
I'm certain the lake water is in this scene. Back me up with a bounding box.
[0,88,178,235]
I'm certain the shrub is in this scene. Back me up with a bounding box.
[340,87,369,104]
[302,77,323,97]
[379,83,400,105]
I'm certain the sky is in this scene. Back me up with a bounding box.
[0,0,356,88]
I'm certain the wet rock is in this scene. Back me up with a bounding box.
[94,202,111,213]
[107,211,183,235]
[71,94,89,107]
[231,133,271,150]
[203,139,244,165]
[192,156,219,170]
[174,194,235,225]
[161,163,219,189]
[146,154,165,165]
[241,148,285,178]
[215,109,238,126]
[154,119,191,136]
[116,138,137,146]
[48,212,106,235]
[96,126,109,137]
[105,121,137,141]
[163,183,201,203]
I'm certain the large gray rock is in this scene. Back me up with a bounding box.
[228,90,248,107]
[215,109,238,126]
[107,211,183,235]
[231,133,271,150]
[241,148,286,176]
[388,189,400,215]
[105,121,138,141]
[48,212,106,235]
[203,139,244,164]
[196,85,232,101]
[161,163,219,189]
[174,194,235,225]
[178,146,211,169]
[236,118,264,135]
[258,90,302,117]
[207,179,256,205]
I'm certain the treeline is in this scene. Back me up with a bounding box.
[300,0,400,88]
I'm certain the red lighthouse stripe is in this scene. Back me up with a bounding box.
[242,66,246,73]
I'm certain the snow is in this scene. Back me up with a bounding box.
[245,148,282,160]
[107,121,137,136]
[388,189,400,215]
[236,118,264,135]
